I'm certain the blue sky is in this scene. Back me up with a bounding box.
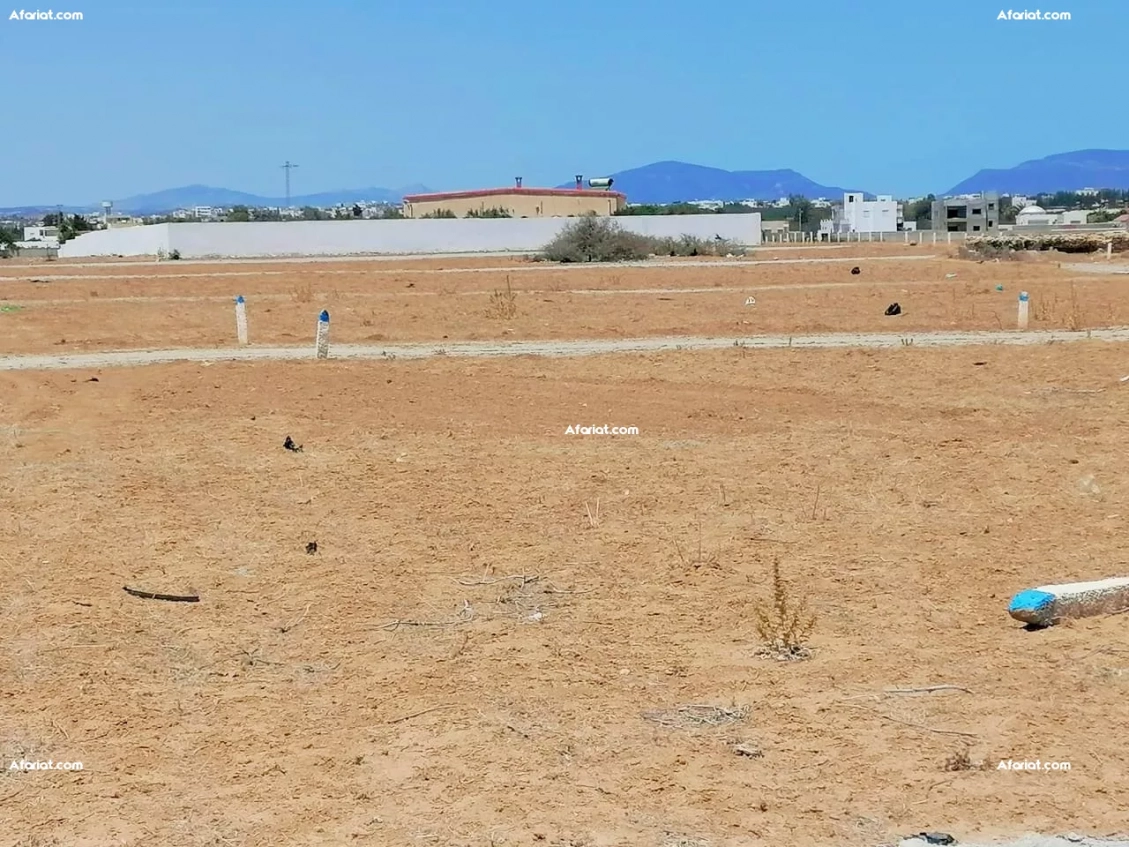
[0,0,1123,205]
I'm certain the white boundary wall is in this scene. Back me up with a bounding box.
[59,214,762,259]
[57,224,173,257]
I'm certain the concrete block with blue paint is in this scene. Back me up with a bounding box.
[1008,576,1129,627]
[315,309,330,359]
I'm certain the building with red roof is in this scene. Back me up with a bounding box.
[403,176,626,219]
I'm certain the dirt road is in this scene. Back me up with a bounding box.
[2,326,1127,371]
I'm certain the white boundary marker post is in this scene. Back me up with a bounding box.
[315,309,330,359]
[235,295,248,345]
[1017,291,1029,330]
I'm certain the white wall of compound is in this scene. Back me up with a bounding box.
[59,214,762,259]
[57,224,172,257]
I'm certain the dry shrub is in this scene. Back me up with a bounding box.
[485,275,518,319]
[752,558,816,660]
[957,243,1024,262]
[539,215,745,263]
[942,746,985,771]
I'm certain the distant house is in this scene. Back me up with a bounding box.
[1015,205,1058,226]
[821,192,903,234]
[23,225,59,245]
[930,192,1000,233]
[1015,206,1092,226]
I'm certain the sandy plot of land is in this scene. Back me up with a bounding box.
[0,256,1123,354]
[0,254,942,288]
[0,254,536,279]
[0,343,1127,847]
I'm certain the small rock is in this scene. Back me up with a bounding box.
[1078,475,1101,496]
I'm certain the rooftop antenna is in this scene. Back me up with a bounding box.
[281,161,299,208]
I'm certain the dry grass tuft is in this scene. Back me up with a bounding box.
[672,518,719,568]
[661,836,713,847]
[1,424,25,449]
[752,558,816,661]
[584,498,600,528]
[485,275,518,319]
[942,746,985,771]
[643,703,749,730]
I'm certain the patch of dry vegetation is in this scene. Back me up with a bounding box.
[752,558,816,661]
[538,215,745,263]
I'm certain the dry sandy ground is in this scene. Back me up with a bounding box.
[0,242,938,274]
[1,252,1125,355]
[2,246,1129,847]
[2,342,1129,847]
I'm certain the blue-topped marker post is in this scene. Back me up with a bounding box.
[315,309,330,359]
[1017,291,1029,330]
[1008,576,1129,627]
[235,295,249,345]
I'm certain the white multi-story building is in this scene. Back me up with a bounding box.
[820,192,903,234]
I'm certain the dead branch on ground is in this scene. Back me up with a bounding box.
[123,586,200,603]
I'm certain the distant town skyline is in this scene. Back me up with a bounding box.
[0,0,1124,206]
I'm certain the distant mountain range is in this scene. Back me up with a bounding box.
[945,149,1129,195]
[0,183,432,217]
[557,161,860,204]
[3,150,1128,216]
[111,183,433,214]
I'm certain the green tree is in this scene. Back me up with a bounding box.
[52,214,94,243]
[902,194,935,228]
[999,196,1018,225]
[788,195,813,230]
[0,224,18,256]
[1089,209,1121,223]
[227,205,251,222]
